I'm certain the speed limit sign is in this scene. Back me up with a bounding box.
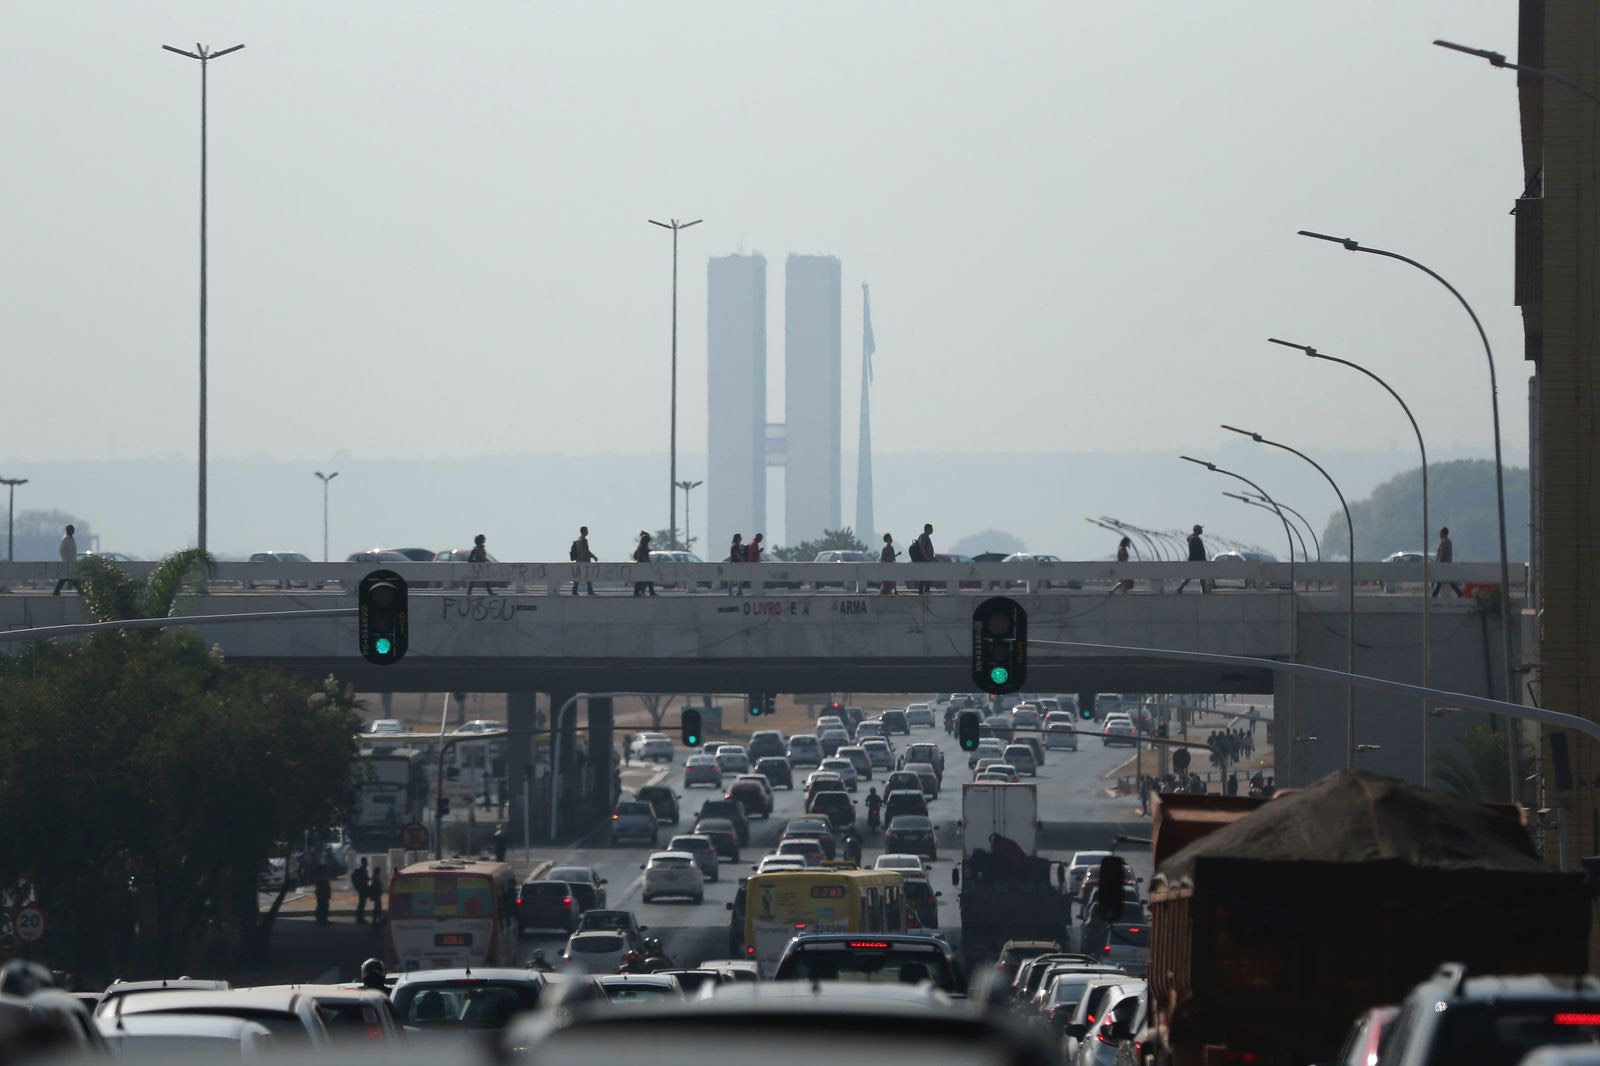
[13,906,45,944]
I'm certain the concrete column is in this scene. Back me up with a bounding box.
[588,696,615,821]
[506,692,539,853]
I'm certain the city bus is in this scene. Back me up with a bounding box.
[352,747,428,844]
[742,868,908,976]
[385,859,519,972]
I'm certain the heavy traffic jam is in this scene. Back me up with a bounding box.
[3,692,1594,1066]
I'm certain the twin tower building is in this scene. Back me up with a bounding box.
[707,253,852,554]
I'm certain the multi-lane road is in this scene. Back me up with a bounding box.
[513,713,1155,968]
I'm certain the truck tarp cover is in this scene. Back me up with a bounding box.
[1158,769,1543,883]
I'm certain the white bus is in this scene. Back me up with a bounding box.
[353,748,428,842]
[385,859,519,972]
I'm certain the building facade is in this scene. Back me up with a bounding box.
[784,254,842,546]
[706,254,767,554]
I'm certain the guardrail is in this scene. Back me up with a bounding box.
[0,558,1524,596]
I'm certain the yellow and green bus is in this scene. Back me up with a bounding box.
[743,868,907,976]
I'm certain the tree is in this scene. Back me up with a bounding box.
[771,528,867,562]
[1431,724,1515,803]
[652,528,697,553]
[639,694,678,731]
[14,510,91,541]
[77,548,212,622]
[1319,460,1529,561]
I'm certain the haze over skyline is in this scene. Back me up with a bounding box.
[3,3,1527,550]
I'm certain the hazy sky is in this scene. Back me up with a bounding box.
[3,2,1525,474]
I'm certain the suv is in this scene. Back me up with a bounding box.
[884,789,928,820]
[881,709,911,736]
[748,730,787,760]
[899,741,945,775]
[610,801,659,846]
[774,934,964,994]
[726,777,773,819]
[574,909,649,953]
[754,755,794,790]
[807,790,856,830]
[517,879,581,933]
[635,785,680,825]
[1377,965,1600,1066]
[787,735,823,768]
[698,799,751,845]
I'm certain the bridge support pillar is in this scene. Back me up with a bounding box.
[506,691,540,852]
[587,697,615,823]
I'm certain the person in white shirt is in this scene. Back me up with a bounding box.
[53,524,78,595]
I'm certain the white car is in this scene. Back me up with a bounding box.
[641,851,704,904]
[454,719,504,734]
[1045,721,1080,751]
[819,757,859,790]
[873,853,929,874]
[562,930,633,973]
[629,733,676,762]
[968,738,1005,769]
[860,739,894,771]
[905,703,935,727]
[715,745,751,774]
[757,854,808,873]
[97,1015,278,1057]
[366,719,404,735]
[101,989,330,1047]
[1003,744,1038,777]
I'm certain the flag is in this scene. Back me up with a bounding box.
[862,283,876,383]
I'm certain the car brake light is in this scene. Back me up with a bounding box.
[1096,1029,1110,1044]
[849,941,891,949]
[515,898,523,907]
[365,1027,384,1039]
[1104,945,1112,954]
[745,945,756,955]
[562,897,572,906]
[1086,1014,1096,1025]
[794,923,807,930]
[1555,1013,1600,1025]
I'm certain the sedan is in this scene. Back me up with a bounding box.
[562,931,632,974]
[818,729,850,758]
[693,819,740,861]
[641,852,704,904]
[819,757,859,791]
[610,802,659,847]
[774,839,825,866]
[782,818,836,858]
[884,816,938,861]
[715,746,751,774]
[968,738,1005,769]
[666,834,720,881]
[1102,719,1138,747]
[684,755,723,788]
[883,789,928,820]
[860,739,894,771]
[836,746,873,781]
[757,854,808,873]
[976,767,1020,784]
[629,734,675,763]
[547,865,608,909]
[902,762,940,799]
[1045,721,1080,752]
[1003,744,1038,777]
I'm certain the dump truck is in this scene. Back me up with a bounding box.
[1148,770,1588,1066]
[953,782,1071,966]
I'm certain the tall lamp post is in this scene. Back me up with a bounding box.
[1296,231,1516,717]
[1245,491,1321,561]
[313,471,339,562]
[0,478,27,562]
[1269,336,1433,783]
[1179,457,1298,590]
[1224,423,1357,769]
[675,479,703,552]
[1433,39,1600,107]
[648,217,702,551]
[1223,491,1310,563]
[164,41,245,556]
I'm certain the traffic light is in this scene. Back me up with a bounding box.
[957,710,982,752]
[359,569,409,665]
[681,708,703,747]
[972,597,1027,694]
[750,694,775,717]
[1079,700,1095,722]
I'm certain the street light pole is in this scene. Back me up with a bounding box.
[0,478,27,562]
[314,471,339,562]
[1245,492,1321,561]
[1224,423,1357,769]
[1269,336,1433,783]
[164,42,244,556]
[648,218,702,550]
[1433,39,1600,107]
[675,479,703,551]
[1223,491,1309,563]
[1180,457,1298,590]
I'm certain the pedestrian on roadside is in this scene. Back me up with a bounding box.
[466,533,493,596]
[313,865,332,926]
[1226,771,1239,796]
[1263,776,1277,798]
[493,823,508,863]
[1138,774,1151,815]
[569,526,597,596]
[1431,526,1462,597]
[370,867,386,925]
[913,523,935,594]
[351,857,371,924]
[878,533,898,595]
[53,524,79,596]
[1175,524,1210,594]
[1111,536,1135,594]
[632,531,657,596]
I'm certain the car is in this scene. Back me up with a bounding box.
[684,754,724,788]
[574,908,650,951]
[968,738,1005,769]
[1376,966,1600,1066]
[698,799,751,845]
[976,768,1017,784]
[1076,987,1147,1066]
[804,771,848,805]
[366,718,404,735]
[786,734,823,768]
[881,709,911,735]
[246,550,315,589]
[634,785,680,825]
[884,769,923,795]
[903,876,941,930]
[1003,744,1038,776]
[903,762,940,799]
[1045,718,1080,751]
[984,715,1017,744]
[1066,852,1111,897]
[884,815,938,860]
[726,777,773,818]
[547,864,608,908]
[905,703,935,728]
[899,741,945,775]
[1210,548,1279,590]
[884,789,929,820]
[95,988,332,1046]
[773,934,965,994]
[818,729,850,757]
[251,984,404,1044]
[993,939,1065,988]
[748,730,788,760]
[611,801,660,846]
[1077,888,1146,955]
[837,745,873,781]
[561,931,634,974]
[1016,734,1047,767]
[714,745,751,774]
[1102,719,1138,747]
[95,979,232,1017]
[819,757,859,790]
[774,839,826,866]
[641,851,704,904]
[518,879,582,933]
[1099,922,1150,970]
[650,969,728,996]
[1010,704,1042,730]
[813,549,872,588]
[1023,959,1122,1008]
[693,818,741,861]
[782,817,837,858]
[807,790,856,829]
[1061,977,1141,1060]
[860,738,894,771]
[96,1013,277,1056]
[874,853,929,874]
[593,973,684,1006]
[754,755,794,790]
[1333,1005,1399,1066]
[453,718,505,735]
[756,854,809,873]
[666,834,720,881]
[813,715,846,737]
[856,718,891,741]
[628,733,676,763]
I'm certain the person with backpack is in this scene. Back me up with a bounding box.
[632,531,657,596]
[911,523,935,594]
[1175,524,1210,594]
[569,526,597,595]
[878,533,898,595]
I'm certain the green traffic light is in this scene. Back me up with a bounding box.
[989,665,1010,686]
[374,637,393,656]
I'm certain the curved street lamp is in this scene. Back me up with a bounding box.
[1223,490,1309,563]
[1180,456,1297,590]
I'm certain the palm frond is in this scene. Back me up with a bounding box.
[75,555,143,623]
[140,549,215,619]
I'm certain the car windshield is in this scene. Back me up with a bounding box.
[775,946,955,990]
[890,817,931,830]
[548,867,593,883]
[650,855,693,868]
[392,981,541,1029]
[571,934,626,952]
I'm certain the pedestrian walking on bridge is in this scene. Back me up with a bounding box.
[466,533,493,596]
[632,532,657,596]
[912,524,935,594]
[879,533,898,595]
[1175,524,1210,594]
[570,526,597,595]
[53,524,79,596]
